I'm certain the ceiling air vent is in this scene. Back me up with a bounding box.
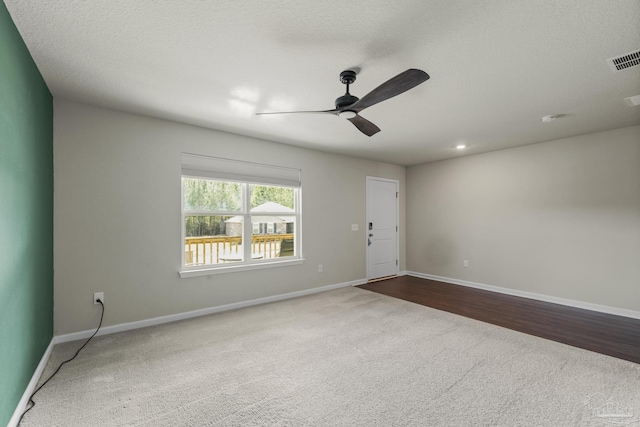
[607,49,640,72]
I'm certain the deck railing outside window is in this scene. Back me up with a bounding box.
[185,233,294,265]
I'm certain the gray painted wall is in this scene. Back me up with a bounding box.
[53,98,639,335]
[407,125,640,312]
[53,99,406,335]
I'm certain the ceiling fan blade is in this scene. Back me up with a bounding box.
[351,69,429,113]
[348,115,381,137]
[256,109,339,116]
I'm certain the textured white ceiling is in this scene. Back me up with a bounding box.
[5,0,640,165]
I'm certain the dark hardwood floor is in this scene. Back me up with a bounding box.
[358,275,640,364]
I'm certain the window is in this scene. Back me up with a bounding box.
[180,154,301,276]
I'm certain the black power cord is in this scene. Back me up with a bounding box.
[18,299,105,426]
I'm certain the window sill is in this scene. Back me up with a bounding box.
[179,258,305,278]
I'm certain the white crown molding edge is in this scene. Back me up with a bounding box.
[407,271,640,320]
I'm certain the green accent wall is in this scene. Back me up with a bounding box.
[0,2,53,425]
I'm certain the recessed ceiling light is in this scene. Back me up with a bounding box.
[456,144,466,150]
[541,115,559,123]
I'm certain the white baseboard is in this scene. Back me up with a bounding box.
[12,279,366,425]
[8,339,54,427]
[55,278,366,344]
[407,271,640,320]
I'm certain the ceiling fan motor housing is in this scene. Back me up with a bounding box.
[335,94,359,109]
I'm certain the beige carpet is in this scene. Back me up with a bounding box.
[20,287,640,426]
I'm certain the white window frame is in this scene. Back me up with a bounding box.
[179,154,303,278]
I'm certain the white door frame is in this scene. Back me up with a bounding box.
[366,176,399,281]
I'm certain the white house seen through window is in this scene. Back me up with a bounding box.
[181,154,301,273]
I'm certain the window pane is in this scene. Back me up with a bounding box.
[181,174,299,270]
[184,215,242,265]
[250,184,294,210]
[183,178,242,212]
[251,215,295,259]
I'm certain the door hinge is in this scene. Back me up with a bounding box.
[396,192,399,198]
[396,226,398,232]
[396,260,398,266]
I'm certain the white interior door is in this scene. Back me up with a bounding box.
[366,177,398,280]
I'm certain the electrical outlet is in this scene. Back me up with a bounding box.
[318,264,323,273]
[463,260,469,268]
[94,292,104,305]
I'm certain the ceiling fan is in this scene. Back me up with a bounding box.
[256,69,430,136]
